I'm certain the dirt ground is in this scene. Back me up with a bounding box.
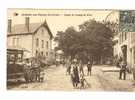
[7,64,135,91]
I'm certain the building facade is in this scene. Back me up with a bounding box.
[117,31,135,69]
[129,32,135,68]
[7,17,53,59]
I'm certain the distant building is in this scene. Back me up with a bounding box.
[7,17,53,59]
[116,30,135,69]
[115,11,135,69]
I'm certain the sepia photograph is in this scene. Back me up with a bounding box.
[6,9,135,91]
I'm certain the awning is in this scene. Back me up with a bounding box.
[7,46,30,52]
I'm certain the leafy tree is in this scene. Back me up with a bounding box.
[54,19,114,64]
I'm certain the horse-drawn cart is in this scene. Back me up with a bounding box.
[7,47,43,83]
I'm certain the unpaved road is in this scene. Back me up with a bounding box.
[8,65,135,91]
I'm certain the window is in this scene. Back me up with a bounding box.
[41,40,44,48]
[36,38,39,47]
[46,41,49,49]
[12,38,19,46]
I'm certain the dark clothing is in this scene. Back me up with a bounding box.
[73,66,80,83]
[71,65,80,87]
[87,63,92,75]
[23,62,31,82]
[71,74,75,87]
[119,70,126,80]
[119,61,127,80]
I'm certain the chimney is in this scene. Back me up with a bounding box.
[25,17,30,32]
[8,19,12,33]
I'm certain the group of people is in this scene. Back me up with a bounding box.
[23,58,45,83]
[66,59,93,88]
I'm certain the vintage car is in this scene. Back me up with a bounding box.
[7,47,40,82]
[7,48,25,80]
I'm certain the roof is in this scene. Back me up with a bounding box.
[11,23,42,34]
[7,20,53,39]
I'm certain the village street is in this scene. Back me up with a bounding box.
[8,64,135,91]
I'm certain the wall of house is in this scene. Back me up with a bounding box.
[7,35,33,58]
[33,26,52,59]
[118,32,135,68]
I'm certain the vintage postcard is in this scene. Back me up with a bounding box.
[7,9,135,91]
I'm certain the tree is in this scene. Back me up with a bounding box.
[79,20,113,63]
[54,19,114,64]
[54,27,78,59]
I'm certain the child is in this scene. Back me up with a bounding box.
[87,61,92,76]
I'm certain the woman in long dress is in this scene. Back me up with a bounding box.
[71,61,80,88]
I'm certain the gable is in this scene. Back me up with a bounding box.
[34,21,53,39]
[7,20,53,39]
[35,26,51,39]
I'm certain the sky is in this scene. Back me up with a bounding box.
[7,9,119,48]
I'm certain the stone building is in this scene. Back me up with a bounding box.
[7,17,53,59]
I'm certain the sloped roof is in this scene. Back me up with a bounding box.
[11,23,42,34]
[7,21,53,39]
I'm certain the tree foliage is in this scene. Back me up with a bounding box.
[54,19,114,62]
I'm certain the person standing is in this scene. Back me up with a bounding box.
[79,60,84,76]
[87,60,92,76]
[23,58,31,83]
[71,60,80,88]
[31,58,40,82]
[66,59,71,75]
[119,59,127,80]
